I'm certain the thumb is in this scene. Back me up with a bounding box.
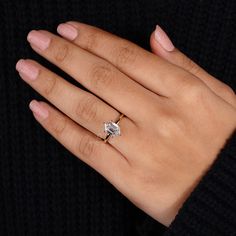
[150,25,235,107]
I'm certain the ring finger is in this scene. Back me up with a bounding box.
[16,59,138,157]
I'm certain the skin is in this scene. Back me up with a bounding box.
[16,22,236,226]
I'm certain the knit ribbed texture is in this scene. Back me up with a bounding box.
[0,0,235,235]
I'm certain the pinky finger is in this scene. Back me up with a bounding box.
[149,26,236,107]
[29,99,129,186]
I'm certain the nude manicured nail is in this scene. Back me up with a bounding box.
[27,30,51,51]
[57,23,78,40]
[16,59,39,80]
[154,25,175,52]
[29,100,49,120]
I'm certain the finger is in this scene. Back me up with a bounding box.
[16,59,139,158]
[28,99,130,187]
[149,25,236,107]
[26,30,159,122]
[56,21,191,97]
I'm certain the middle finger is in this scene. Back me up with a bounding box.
[26,30,161,123]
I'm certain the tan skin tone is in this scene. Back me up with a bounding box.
[16,22,236,226]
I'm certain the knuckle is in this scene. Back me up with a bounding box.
[53,43,72,63]
[183,81,206,103]
[75,96,98,122]
[89,62,115,90]
[77,135,97,159]
[50,115,67,136]
[113,41,138,67]
[174,72,199,96]
[44,75,58,96]
[221,85,236,98]
[176,72,205,102]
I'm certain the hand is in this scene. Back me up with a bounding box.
[16,22,236,226]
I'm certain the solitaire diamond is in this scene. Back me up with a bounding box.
[104,121,121,137]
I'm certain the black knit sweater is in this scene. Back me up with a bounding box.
[1,0,235,235]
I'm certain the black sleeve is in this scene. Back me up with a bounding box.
[136,130,236,236]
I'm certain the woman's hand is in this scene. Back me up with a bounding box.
[16,22,236,226]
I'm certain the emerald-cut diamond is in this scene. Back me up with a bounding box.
[104,121,121,137]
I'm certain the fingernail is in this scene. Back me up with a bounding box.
[57,23,78,40]
[27,30,51,51]
[16,59,39,80]
[29,100,49,120]
[154,25,175,52]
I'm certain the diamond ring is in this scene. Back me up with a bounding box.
[103,113,125,143]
